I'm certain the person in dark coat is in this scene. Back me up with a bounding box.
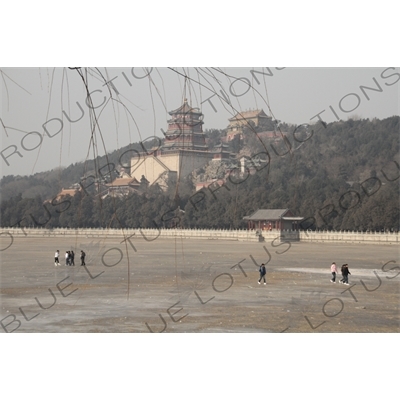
[339,264,345,283]
[258,263,267,285]
[80,250,86,266]
[341,263,351,285]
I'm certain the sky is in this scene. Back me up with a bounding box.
[1,67,399,178]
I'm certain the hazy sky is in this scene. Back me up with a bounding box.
[1,67,399,178]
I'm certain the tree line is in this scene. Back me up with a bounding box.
[1,116,399,231]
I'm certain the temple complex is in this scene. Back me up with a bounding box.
[52,102,279,198]
[129,99,214,187]
[226,109,271,141]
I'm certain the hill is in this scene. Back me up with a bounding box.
[0,116,399,231]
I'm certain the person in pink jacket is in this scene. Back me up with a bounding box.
[330,262,338,283]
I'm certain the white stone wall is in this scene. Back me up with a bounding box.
[161,152,211,180]
[130,155,169,185]
[130,152,211,186]
[1,228,398,244]
[299,230,399,244]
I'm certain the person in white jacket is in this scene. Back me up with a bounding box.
[54,250,60,266]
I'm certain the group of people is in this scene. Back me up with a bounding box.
[54,250,86,267]
[65,250,75,266]
[56,253,354,285]
[256,261,352,286]
[330,262,351,285]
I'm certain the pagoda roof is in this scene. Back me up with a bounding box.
[54,188,78,199]
[107,177,140,187]
[169,99,202,116]
[229,109,269,122]
[213,142,230,149]
[59,188,78,195]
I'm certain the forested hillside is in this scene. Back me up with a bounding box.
[1,116,399,231]
[1,138,156,200]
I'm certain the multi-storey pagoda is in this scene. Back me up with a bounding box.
[163,99,208,151]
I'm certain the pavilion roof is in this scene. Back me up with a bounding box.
[106,177,140,187]
[229,109,269,122]
[169,99,202,115]
[243,209,290,221]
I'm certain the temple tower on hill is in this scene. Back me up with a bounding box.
[163,99,207,151]
[129,99,213,188]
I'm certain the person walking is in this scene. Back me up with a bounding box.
[342,263,351,285]
[258,263,266,285]
[54,250,60,266]
[80,250,86,266]
[330,262,338,283]
[65,251,69,266]
[70,250,75,266]
[339,264,345,283]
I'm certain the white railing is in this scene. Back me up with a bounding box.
[1,227,398,244]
